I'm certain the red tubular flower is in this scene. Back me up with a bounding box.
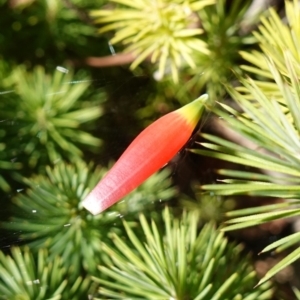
[83,94,208,215]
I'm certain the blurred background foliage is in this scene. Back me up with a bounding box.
[1,0,300,299]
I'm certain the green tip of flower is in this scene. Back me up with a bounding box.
[178,94,208,128]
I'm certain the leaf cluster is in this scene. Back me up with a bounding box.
[1,160,177,275]
[93,208,273,299]
[91,0,255,98]
[0,66,103,192]
[92,0,214,83]
[0,247,92,300]
[0,0,106,64]
[192,0,300,287]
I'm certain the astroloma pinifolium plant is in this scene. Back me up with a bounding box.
[92,208,273,299]
[91,0,214,83]
[0,66,103,169]
[0,247,92,300]
[191,0,300,286]
[2,160,176,275]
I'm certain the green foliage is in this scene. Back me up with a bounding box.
[182,193,236,224]
[91,0,214,82]
[0,246,92,300]
[184,0,256,99]
[294,287,300,300]
[240,0,300,96]
[0,142,22,192]
[131,0,257,106]
[1,160,176,275]
[186,2,300,286]
[0,61,22,192]
[0,0,105,64]
[92,208,273,299]
[192,43,300,286]
[0,66,103,168]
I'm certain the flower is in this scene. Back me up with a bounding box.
[83,94,208,215]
